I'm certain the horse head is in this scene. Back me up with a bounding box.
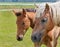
[31,4,54,43]
[13,9,30,41]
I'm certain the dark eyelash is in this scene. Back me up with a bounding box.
[22,22,25,25]
[16,13,21,16]
[41,19,46,22]
[41,18,47,24]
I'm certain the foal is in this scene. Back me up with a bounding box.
[13,9,36,41]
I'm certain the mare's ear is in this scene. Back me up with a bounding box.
[45,4,50,11]
[22,9,26,17]
[34,4,39,8]
[13,10,21,16]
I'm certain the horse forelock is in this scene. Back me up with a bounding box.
[35,6,45,18]
[35,3,51,18]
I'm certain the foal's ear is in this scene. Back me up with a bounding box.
[13,10,17,14]
[45,4,49,11]
[13,10,21,16]
[22,9,26,16]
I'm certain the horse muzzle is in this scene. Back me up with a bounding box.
[31,31,43,43]
[17,35,23,41]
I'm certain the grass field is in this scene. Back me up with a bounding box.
[0,5,35,9]
[0,6,60,47]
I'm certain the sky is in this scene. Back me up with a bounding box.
[0,0,59,2]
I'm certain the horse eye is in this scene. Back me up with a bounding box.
[22,22,25,25]
[41,18,47,23]
[16,13,21,16]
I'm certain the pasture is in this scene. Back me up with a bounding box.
[0,5,60,47]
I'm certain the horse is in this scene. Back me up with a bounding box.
[13,8,36,41]
[31,3,60,47]
[32,26,60,47]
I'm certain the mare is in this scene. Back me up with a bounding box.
[31,3,60,47]
[13,9,36,41]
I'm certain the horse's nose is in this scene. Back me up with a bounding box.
[31,32,42,42]
[17,37,23,41]
[17,35,23,41]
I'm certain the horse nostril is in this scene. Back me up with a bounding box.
[33,36,37,40]
[17,35,23,41]
[31,35,39,42]
[31,33,42,42]
[17,37,23,41]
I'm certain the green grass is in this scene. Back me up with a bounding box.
[0,11,34,47]
[0,5,35,9]
[0,11,60,47]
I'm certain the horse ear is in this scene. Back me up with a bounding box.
[22,9,26,16]
[13,10,21,16]
[45,4,49,11]
[34,4,39,8]
[13,10,16,13]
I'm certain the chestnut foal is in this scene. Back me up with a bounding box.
[13,9,36,41]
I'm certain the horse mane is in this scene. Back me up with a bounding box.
[25,8,36,12]
[35,2,60,26]
[35,3,53,18]
[50,2,60,26]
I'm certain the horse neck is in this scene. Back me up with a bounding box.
[26,12,35,28]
